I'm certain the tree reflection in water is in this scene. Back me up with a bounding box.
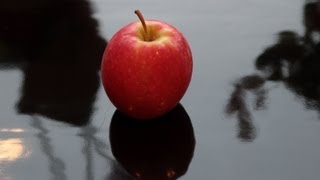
[226,0,320,142]
[30,116,67,180]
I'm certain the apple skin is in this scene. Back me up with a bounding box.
[101,20,192,120]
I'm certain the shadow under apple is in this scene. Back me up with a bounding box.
[109,104,195,180]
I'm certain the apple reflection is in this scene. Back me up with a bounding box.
[0,0,107,126]
[225,0,320,141]
[109,104,195,180]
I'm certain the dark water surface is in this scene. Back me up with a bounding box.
[1,0,320,179]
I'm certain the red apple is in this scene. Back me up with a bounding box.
[101,10,193,120]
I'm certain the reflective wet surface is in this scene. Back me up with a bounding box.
[1,0,320,179]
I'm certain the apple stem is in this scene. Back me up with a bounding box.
[135,10,149,41]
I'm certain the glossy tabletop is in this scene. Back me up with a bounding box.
[1,0,320,179]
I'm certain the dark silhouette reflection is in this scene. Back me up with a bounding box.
[304,0,320,46]
[255,31,306,80]
[109,104,195,180]
[226,0,320,141]
[30,116,67,180]
[1,1,109,179]
[225,75,266,142]
[0,0,107,126]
